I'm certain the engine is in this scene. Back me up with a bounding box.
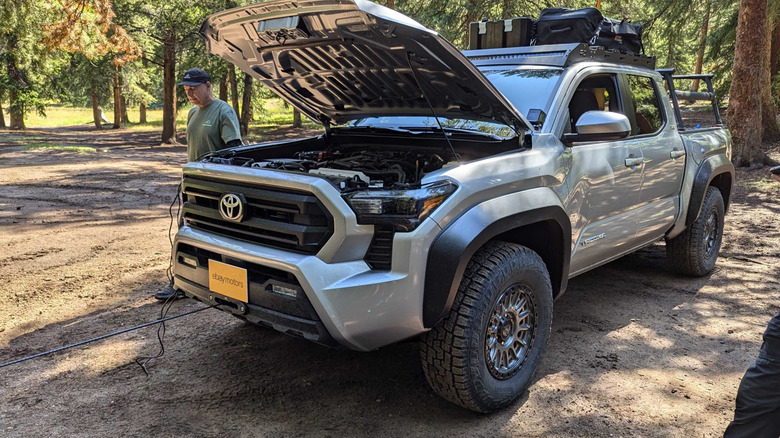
[208,149,447,190]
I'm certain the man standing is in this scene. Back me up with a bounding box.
[155,68,243,301]
[179,68,242,161]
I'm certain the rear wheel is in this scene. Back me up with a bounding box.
[420,241,553,413]
[666,186,725,276]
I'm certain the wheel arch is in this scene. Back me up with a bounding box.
[423,189,571,328]
[686,155,735,227]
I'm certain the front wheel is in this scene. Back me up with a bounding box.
[666,186,725,276]
[419,241,553,413]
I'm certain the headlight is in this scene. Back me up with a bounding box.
[342,180,458,232]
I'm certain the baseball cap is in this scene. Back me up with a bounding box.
[179,68,211,86]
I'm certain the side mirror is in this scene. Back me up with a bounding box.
[563,111,631,145]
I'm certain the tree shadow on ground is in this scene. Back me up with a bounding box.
[3,238,776,437]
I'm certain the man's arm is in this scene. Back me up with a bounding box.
[219,102,243,146]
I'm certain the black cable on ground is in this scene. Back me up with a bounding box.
[3,182,201,373]
[165,182,182,285]
[0,305,211,370]
[134,290,189,375]
[133,178,188,374]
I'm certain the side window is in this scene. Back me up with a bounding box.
[627,75,664,135]
[567,74,620,132]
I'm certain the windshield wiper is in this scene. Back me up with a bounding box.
[399,126,506,141]
[333,126,416,135]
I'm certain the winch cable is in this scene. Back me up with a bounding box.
[0,304,212,370]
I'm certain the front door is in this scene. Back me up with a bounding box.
[561,72,645,275]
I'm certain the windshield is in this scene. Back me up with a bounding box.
[347,116,515,137]
[479,67,562,118]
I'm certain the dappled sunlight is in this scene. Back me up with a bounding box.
[37,338,144,381]
[1,112,778,435]
[605,322,676,349]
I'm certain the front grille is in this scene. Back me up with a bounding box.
[182,176,333,254]
[364,225,394,270]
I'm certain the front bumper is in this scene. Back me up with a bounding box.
[173,220,441,351]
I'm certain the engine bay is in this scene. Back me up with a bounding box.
[207,148,452,191]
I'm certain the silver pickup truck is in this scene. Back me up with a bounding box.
[172,0,734,412]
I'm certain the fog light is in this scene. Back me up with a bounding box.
[270,284,298,298]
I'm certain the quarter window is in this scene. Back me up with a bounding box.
[627,75,664,135]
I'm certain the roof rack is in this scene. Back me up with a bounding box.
[657,68,723,131]
[464,43,656,70]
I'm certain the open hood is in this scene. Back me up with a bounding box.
[200,0,531,133]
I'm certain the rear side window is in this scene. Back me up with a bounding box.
[627,75,664,135]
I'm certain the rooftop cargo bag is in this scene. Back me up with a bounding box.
[597,17,644,55]
[535,8,603,45]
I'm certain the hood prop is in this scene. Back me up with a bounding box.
[405,52,460,165]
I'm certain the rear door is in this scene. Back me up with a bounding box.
[621,73,685,241]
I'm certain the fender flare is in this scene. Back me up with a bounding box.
[423,188,571,328]
[686,155,735,227]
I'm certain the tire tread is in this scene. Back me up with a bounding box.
[420,241,551,412]
[666,186,725,276]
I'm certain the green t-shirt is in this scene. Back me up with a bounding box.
[186,99,241,162]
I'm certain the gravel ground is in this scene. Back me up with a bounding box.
[1,127,778,437]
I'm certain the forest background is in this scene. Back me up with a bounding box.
[0,0,778,168]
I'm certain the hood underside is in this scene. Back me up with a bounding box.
[200,0,530,132]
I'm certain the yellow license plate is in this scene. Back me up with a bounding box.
[208,259,248,302]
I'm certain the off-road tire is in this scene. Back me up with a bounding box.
[419,241,553,413]
[666,186,725,276]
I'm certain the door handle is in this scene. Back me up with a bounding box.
[670,149,686,159]
[625,157,645,167]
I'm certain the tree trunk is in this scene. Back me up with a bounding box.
[161,29,178,143]
[121,95,130,124]
[91,91,102,129]
[386,0,394,8]
[727,0,768,167]
[139,56,148,124]
[228,65,240,117]
[761,14,780,142]
[8,56,25,130]
[772,18,780,78]
[112,67,122,129]
[691,0,710,93]
[463,0,478,46]
[293,109,302,128]
[0,89,6,129]
[666,29,676,68]
[240,73,253,137]
[219,80,227,101]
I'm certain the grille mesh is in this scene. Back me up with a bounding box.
[364,225,395,270]
[182,176,333,254]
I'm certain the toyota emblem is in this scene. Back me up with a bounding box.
[219,193,244,222]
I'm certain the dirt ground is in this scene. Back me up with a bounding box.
[1,126,778,437]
